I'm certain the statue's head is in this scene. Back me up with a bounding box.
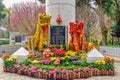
[38,13,52,25]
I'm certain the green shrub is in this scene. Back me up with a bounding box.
[0,38,9,45]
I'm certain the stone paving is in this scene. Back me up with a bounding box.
[0,58,120,80]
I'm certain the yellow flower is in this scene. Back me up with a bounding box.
[31,60,39,64]
[96,60,99,64]
[10,56,17,60]
[64,55,70,59]
[61,57,65,60]
[74,52,79,55]
[80,53,87,59]
[66,51,77,57]
[96,60,106,65]
[50,57,56,61]
[70,52,76,56]
[6,58,13,62]
[102,60,106,64]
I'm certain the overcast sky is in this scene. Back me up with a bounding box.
[3,0,38,8]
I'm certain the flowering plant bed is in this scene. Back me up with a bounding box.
[2,49,115,80]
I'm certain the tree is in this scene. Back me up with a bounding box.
[113,20,120,38]
[9,2,45,36]
[38,0,45,3]
[95,0,120,45]
[76,0,100,43]
[114,0,120,21]
[76,0,114,45]
[0,0,6,21]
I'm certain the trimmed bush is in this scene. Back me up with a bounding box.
[0,38,9,45]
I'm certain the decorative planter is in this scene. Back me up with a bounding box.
[85,72,89,78]
[44,72,49,79]
[39,72,43,78]
[109,70,115,76]
[9,68,13,73]
[69,71,74,79]
[27,72,32,77]
[101,70,106,76]
[2,67,115,79]
[21,70,26,75]
[93,69,100,76]
[76,72,81,79]
[11,68,17,73]
[17,70,22,75]
[48,73,54,79]
[80,73,85,78]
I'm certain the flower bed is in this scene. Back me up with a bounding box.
[3,66,115,79]
[2,49,115,79]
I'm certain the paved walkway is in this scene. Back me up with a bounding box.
[0,58,120,80]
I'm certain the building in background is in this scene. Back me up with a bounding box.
[9,32,26,44]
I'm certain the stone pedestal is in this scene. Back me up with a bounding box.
[46,0,75,44]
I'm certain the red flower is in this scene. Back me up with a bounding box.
[53,49,66,56]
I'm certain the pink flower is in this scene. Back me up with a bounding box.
[65,70,68,73]
[14,64,20,68]
[77,68,81,71]
[49,71,54,74]
[95,68,99,71]
[40,60,45,64]
[31,66,36,70]
[73,69,77,72]
[37,68,43,72]
[37,53,42,57]
[84,67,91,71]
[61,69,66,73]
[53,68,58,72]
[69,70,73,73]
[40,60,51,64]
[22,65,28,70]
[44,60,51,64]
[29,66,37,73]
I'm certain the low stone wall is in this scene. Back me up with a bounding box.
[100,46,120,58]
[0,46,21,56]
[0,46,120,58]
